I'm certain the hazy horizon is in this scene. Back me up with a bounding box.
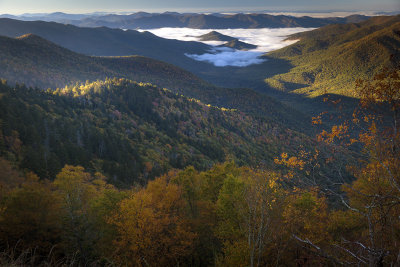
[1,0,399,15]
[2,10,399,17]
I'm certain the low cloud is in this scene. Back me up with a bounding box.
[185,47,266,67]
[141,27,314,67]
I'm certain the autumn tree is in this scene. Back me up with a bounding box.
[292,68,400,266]
[283,189,333,265]
[111,174,196,266]
[0,157,24,198]
[0,168,62,260]
[331,68,400,266]
[216,168,284,267]
[54,165,116,263]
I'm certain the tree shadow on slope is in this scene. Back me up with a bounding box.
[190,55,363,125]
[193,56,294,91]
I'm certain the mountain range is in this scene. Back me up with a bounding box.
[0,18,210,72]
[2,15,397,100]
[1,15,398,115]
[1,12,371,29]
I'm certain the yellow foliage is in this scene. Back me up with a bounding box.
[111,175,196,266]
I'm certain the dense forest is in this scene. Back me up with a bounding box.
[0,67,399,266]
[0,78,314,185]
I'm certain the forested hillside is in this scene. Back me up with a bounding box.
[265,15,400,96]
[186,15,400,107]
[0,33,208,90]
[0,79,312,185]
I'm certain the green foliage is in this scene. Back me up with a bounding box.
[0,78,312,184]
[54,165,122,262]
[266,16,400,97]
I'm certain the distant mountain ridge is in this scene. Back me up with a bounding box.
[0,12,371,29]
[0,18,210,72]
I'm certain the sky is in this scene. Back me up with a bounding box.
[0,0,399,14]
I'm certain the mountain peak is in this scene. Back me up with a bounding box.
[218,39,258,50]
[198,31,236,41]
